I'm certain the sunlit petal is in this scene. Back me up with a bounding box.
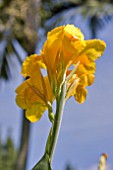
[83,39,106,61]
[64,24,84,40]
[79,74,95,86]
[21,54,46,78]
[74,85,88,104]
[25,103,47,122]
[15,56,54,122]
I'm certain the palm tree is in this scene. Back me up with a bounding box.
[41,0,113,38]
[1,0,113,169]
[0,0,41,169]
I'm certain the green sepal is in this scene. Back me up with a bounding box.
[48,112,54,124]
[32,153,52,170]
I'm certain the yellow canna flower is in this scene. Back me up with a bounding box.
[15,25,106,120]
[41,25,86,95]
[41,24,106,102]
[15,55,54,122]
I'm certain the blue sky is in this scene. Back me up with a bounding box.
[0,18,113,170]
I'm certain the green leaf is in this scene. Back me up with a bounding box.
[32,153,52,170]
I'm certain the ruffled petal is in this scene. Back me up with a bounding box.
[64,24,84,40]
[74,85,88,104]
[74,57,96,76]
[21,54,46,78]
[79,74,95,86]
[73,39,106,76]
[83,39,106,61]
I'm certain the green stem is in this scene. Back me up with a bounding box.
[47,101,54,124]
[48,81,66,163]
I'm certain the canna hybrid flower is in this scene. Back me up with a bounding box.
[15,55,54,122]
[41,24,106,103]
[15,25,106,122]
[15,25,106,170]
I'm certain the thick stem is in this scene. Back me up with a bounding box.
[48,81,66,163]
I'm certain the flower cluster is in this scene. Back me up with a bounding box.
[15,24,106,122]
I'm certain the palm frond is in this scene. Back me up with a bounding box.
[0,0,40,80]
[0,46,11,80]
[42,0,113,38]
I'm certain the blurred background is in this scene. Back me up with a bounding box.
[0,0,113,170]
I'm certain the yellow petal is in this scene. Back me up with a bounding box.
[15,80,48,122]
[73,39,106,76]
[43,26,64,65]
[47,25,64,45]
[25,103,47,122]
[21,54,46,78]
[79,74,95,86]
[42,25,85,79]
[62,39,85,69]
[79,39,106,61]
[15,66,54,122]
[15,81,30,109]
[16,96,27,109]
[15,80,45,108]
[75,58,96,75]
[42,33,63,79]
[28,62,54,103]
[15,80,28,96]
[64,24,84,40]
[74,85,87,103]
[44,76,55,103]
[28,63,45,96]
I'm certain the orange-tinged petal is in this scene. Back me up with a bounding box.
[62,38,85,68]
[74,85,88,104]
[25,103,47,122]
[75,59,96,75]
[42,25,85,79]
[79,74,95,86]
